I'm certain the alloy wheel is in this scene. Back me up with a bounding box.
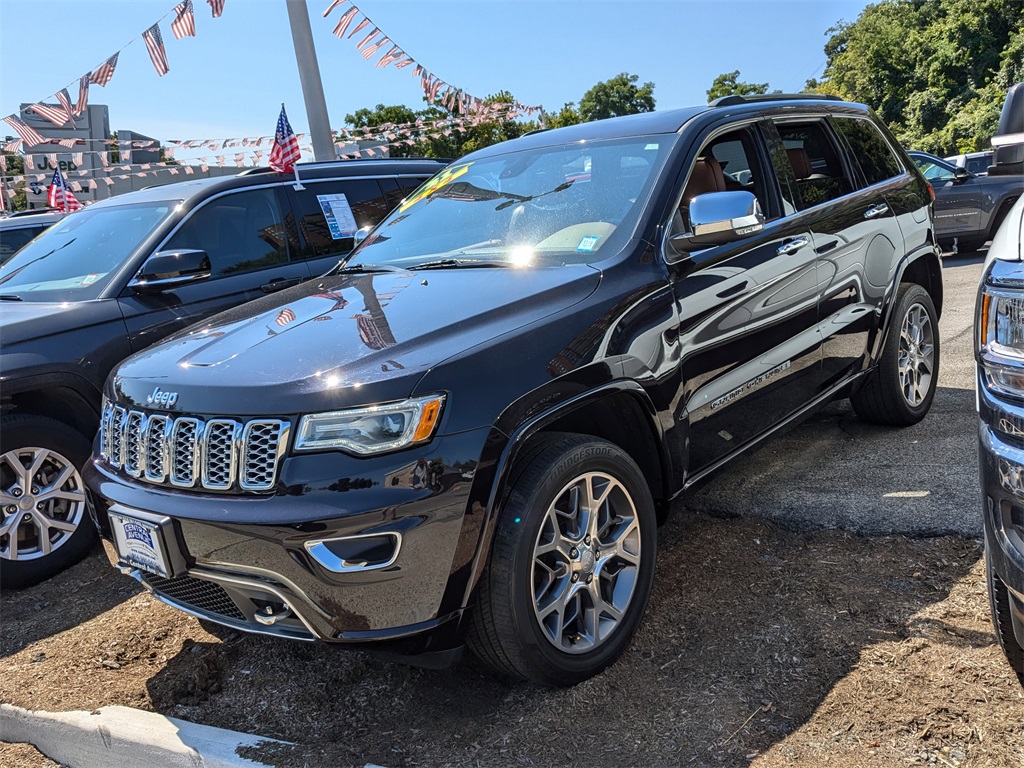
[898,302,935,407]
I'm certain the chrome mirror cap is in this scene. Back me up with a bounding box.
[690,191,766,240]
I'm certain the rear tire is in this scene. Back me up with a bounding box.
[468,434,657,686]
[0,415,97,590]
[986,546,1024,686]
[851,283,939,426]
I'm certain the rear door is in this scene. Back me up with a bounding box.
[769,115,905,390]
[118,184,308,351]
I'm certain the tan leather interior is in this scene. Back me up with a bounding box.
[682,156,728,202]
[787,147,813,180]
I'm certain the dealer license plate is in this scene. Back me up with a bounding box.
[109,511,170,578]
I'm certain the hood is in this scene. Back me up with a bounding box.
[111,265,602,415]
[0,299,124,348]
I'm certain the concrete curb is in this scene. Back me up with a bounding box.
[0,703,288,768]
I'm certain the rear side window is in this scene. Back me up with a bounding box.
[0,225,47,260]
[290,179,392,259]
[774,119,854,211]
[380,176,429,211]
[833,117,903,187]
[165,188,292,277]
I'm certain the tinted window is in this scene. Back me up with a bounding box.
[911,154,957,183]
[775,120,854,210]
[291,179,392,259]
[833,117,903,186]
[380,176,428,212]
[0,224,48,261]
[165,188,291,277]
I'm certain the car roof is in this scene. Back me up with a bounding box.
[464,95,870,160]
[82,158,448,211]
[0,210,66,228]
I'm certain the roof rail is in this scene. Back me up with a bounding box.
[709,93,844,107]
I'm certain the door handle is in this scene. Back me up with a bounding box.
[777,236,810,256]
[260,277,304,293]
[864,203,889,219]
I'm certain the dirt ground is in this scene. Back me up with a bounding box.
[1,510,1021,768]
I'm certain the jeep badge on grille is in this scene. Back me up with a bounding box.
[147,387,179,408]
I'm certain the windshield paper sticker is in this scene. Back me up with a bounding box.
[398,162,472,212]
[577,235,601,252]
[317,194,358,240]
[82,273,99,285]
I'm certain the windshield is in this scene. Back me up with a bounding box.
[345,135,675,270]
[0,201,175,302]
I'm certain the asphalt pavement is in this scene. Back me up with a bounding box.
[685,252,986,537]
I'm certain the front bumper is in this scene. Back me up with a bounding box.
[85,426,492,654]
[978,387,1024,648]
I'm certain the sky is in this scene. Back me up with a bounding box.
[0,0,873,161]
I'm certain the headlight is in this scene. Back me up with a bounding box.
[979,288,1024,396]
[294,394,445,455]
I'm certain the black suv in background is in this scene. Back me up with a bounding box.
[88,95,942,686]
[0,158,445,587]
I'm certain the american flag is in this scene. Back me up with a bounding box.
[75,75,90,116]
[276,308,296,326]
[143,24,169,76]
[90,53,119,87]
[269,105,301,173]
[29,102,70,127]
[2,115,46,148]
[56,89,76,129]
[171,0,196,38]
[332,7,358,38]
[322,0,346,16]
[207,0,225,18]
[47,168,83,212]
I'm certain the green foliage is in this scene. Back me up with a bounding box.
[707,71,770,101]
[3,153,25,210]
[817,0,1024,154]
[578,72,655,122]
[544,102,582,129]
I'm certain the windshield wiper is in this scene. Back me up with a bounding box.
[0,294,23,301]
[409,258,510,270]
[335,263,408,274]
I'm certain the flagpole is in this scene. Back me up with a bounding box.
[284,0,335,162]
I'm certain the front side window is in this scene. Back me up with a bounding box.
[774,119,854,210]
[0,202,174,301]
[164,188,291,277]
[349,135,675,269]
[833,116,903,187]
[911,154,958,183]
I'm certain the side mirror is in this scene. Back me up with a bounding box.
[954,166,971,182]
[354,226,372,247]
[130,249,212,294]
[669,191,765,257]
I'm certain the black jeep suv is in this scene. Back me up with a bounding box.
[0,159,445,587]
[87,95,942,685]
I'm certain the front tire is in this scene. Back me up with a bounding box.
[851,283,939,426]
[0,415,97,590]
[468,434,657,686]
[986,546,1024,686]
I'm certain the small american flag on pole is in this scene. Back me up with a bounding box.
[29,102,70,126]
[90,53,119,86]
[269,104,301,173]
[207,0,225,18]
[143,24,169,76]
[47,168,83,212]
[171,0,196,38]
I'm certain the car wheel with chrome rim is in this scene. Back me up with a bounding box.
[0,414,97,589]
[468,433,656,686]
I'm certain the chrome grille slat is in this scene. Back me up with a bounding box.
[102,408,286,493]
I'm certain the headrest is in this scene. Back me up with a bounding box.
[683,156,727,202]
[787,147,812,180]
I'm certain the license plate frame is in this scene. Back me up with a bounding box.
[108,506,182,578]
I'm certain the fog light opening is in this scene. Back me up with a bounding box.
[304,532,402,573]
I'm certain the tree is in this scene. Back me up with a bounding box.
[578,72,655,122]
[342,104,421,158]
[706,71,770,101]
[815,0,1024,154]
[2,152,25,210]
[543,102,582,129]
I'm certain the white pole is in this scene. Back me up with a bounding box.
[284,0,335,162]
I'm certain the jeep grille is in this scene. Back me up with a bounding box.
[100,401,288,492]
